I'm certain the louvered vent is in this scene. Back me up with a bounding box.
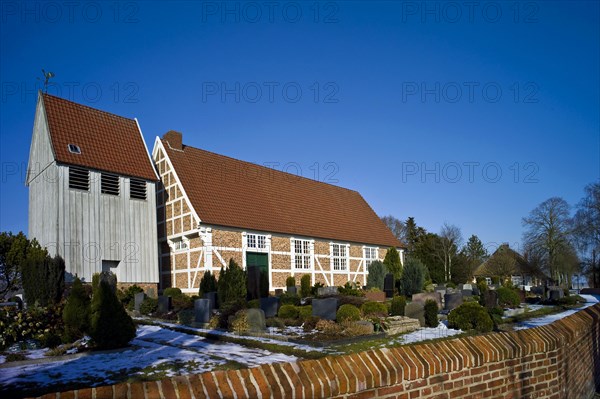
[101,173,119,196]
[130,178,147,200]
[68,167,89,191]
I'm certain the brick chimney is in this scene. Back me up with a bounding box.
[163,130,182,150]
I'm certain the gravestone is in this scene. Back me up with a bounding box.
[355,320,375,334]
[246,308,266,333]
[246,266,261,300]
[405,302,425,327]
[462,284,473,291]
[483,290,498,309]
[260,297,280,318]
[549,288,564,301]
[411,292,442,309]
[384,274,395,298]
[461,290,473,298]
[317,286,338,297]
[472,285,480,296]
[274,289,284,296]
[444,293,463,311]
[194,299,211,323]
[312,298,338,320]
[204,292,217,310]
[157,295,171,314]
[531,286,544,296]
[385,316,421,335]
[287,286,297,295]
[134,292,146,312]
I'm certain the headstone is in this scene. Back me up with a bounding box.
[411,292,442,309]
[549,288,564,301]
[157,295,171,314]
[444,293,463,311]
[462,284,473,291]
[287,286,297,295]
[365,291,386,303]
[354,320,375,334]
[531,286,544,296]
[134,292,146,312]
[405,302,425,327]
[483,290,498,309]
[472,286,480,296]
[385,316,421,335]
[194,299,211,323]
[317,286,338,297]
[384,274,395,298]
[204,292,217,310]
[461,290,473,298]
[246,266,261,300]
[312,298,338,320]
[246,308,266,333]
[259,297,280,318]
[275,289,284,296]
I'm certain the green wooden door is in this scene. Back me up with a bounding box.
[246,252,268,274]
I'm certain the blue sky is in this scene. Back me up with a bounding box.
[1,1,598,253]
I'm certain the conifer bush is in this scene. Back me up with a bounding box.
[163,287,183,298]
[366,260,385,290]
[62,277,90,342]
[399,257,426,297]
[300,274,311,297]
[218,259,247,306]
[278,304,299,319]
[89,280,136,349]
[21,242,65,307]
[383,247,403,281]
[361,301,388,317]
[286,275,296,287]
[496,286,521,308]
[199,271,217,297]
[424,299,439,327]
[336,304,361,322]
[390,295,407,316]
[140,297,158,315]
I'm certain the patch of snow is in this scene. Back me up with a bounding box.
[514,295,599,331]
[384,322,463,346]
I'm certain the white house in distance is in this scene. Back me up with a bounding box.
[26,92,159,292]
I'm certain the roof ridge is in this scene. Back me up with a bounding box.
[169,139,360,195]
[42,92,135,122]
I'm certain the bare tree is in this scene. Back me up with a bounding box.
[380,215,406,242]
[573,183,600,286]
[522,197,572,284]
[486,249,517,282]
[436,223,463,281]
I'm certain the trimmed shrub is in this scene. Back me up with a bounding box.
[172,294,193,311]
[278,304,299,319]
[218,259,247,306]
[361,301,388,317]
[140,297,158,315]
[445,281,457,289]
[298,305,312,319]
[119,285,144,310]
[230,310,249,333]
[286,276,296,287]
[163,287,183,298]
[338,281,364,297]
[21,243,65,307]
[311,282,325,296]
[177,309,195,326]
[62,277,90,342]
[399,257,426,297]
[248,299,260,309]
[448,302,493,332]
[302,315,320,332]
[497,287,520,308]
[336,304,361,322]
[89,280,136,349]
[198,271,217,297]
[383,247,402,280]
[424,299,439,327]
[390,295,406,316]
[279,293,300,306]
[366,260,385,290]
[300,274,311,297]
[216,299,247,329]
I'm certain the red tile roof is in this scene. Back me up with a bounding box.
[162,138,403,248]
[42,93,157,181]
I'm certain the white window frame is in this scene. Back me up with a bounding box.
[242,232,270,254]
[363,246,378,270]
[291,238,313,270]
[170,238,188,252]
[331,243,349,271]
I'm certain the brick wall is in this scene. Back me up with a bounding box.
[38,303,600,399]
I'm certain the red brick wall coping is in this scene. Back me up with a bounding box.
[34,303,600,399]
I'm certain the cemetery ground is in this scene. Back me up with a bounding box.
[1,294,597,398]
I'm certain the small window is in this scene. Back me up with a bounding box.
[130,178,147,200]
[293,239,312,269]
[247,234,267,249]
[173,240,188,251]
[68,144,81,154]
[69,166,89,191]
[332,243,348,271]
[364,247,378,270]
[101,173,119,196]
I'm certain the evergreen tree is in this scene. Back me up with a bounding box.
[21,242,64,307]
[399,257,426,297]
[217,259,247,306]
[383,247,402,281]
[63,276,90,341]
[199,271,217,297]
[90,280,136,349]
[366,260,385,290]
[0,231,30,298]
[464,235,488,278]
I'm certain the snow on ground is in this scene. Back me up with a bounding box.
[382,321,463,347]
[0,324,296,394]
[514,294,599,330]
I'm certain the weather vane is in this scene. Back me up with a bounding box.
[38,69,55,93]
